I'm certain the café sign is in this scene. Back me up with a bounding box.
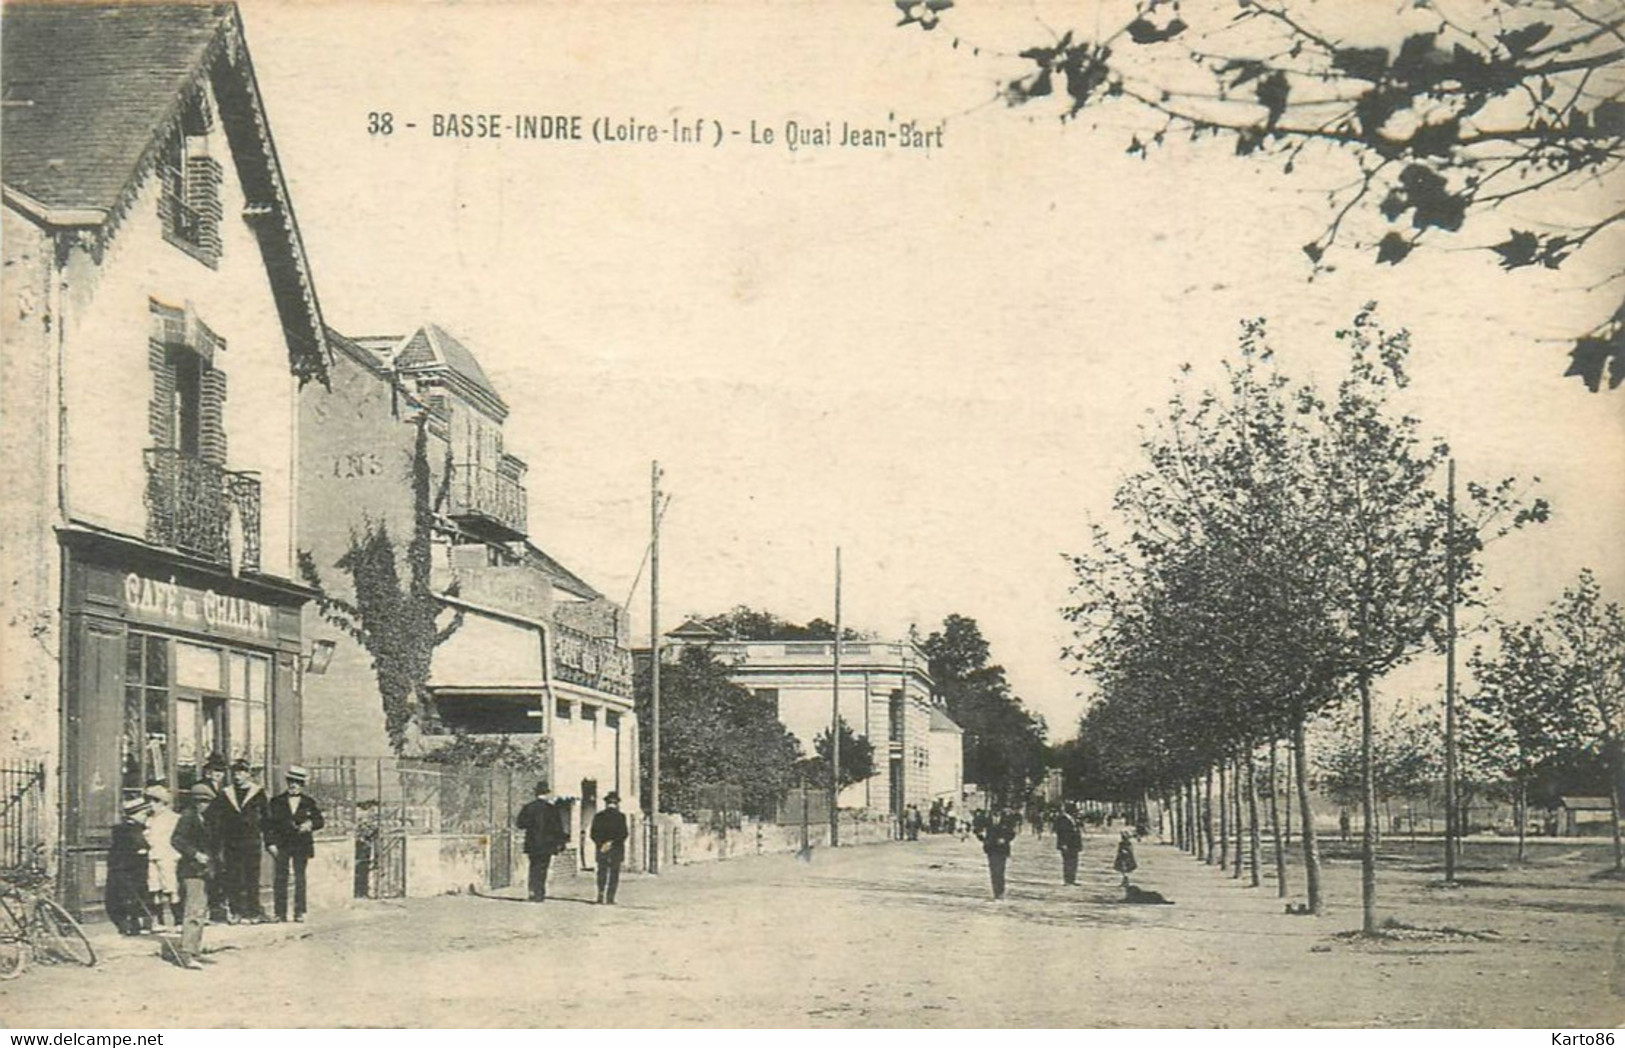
[123,573,272,638]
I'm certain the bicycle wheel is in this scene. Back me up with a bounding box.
[31,897,95,967]
[0,896,27,980]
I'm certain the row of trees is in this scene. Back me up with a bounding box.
[1061,306,1552,933]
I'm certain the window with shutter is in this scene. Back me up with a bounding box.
[158,93,223,267]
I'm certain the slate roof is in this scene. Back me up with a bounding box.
[1,3,330,386]
[521,542,603,602]
[391,324,508,415]
[2,3,224,213]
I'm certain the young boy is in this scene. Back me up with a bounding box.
[106,796,152,936]
[144,784,181,931]
[171,782,217,970]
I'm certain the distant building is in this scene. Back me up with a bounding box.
[661,625,962,818]
[1556,796,1618,837]
[298,322,635,868]
[1,3,326,915]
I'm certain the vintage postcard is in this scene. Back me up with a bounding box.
[0,0,1621,1030]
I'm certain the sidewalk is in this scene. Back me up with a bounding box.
[83,898,408,966]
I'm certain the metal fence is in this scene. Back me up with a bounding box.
[306,757,524,898]
[0,760,46,871]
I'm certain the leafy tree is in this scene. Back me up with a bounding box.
[698,605,869,641]
[922,614,1047,804]
[898,0,1625,390]
[1064,308,1544,927]
[1545,569,1625,871]
[1464,621,1587,860]
[418,731,553,776]
[799,716,878,792]
[635,644,802,818]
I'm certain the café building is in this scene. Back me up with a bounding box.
[1,3,329,914]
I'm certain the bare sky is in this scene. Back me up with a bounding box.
[245,1,1625,738]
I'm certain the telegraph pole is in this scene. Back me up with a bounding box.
[649,460,662,874]
[830,546,842,848]
[1444,457,1458,884]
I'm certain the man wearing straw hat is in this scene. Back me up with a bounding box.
[265,765,325,922]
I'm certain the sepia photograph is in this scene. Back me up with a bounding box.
[0,0,1622,1030]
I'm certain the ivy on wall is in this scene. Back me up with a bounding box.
[300,415,463,753]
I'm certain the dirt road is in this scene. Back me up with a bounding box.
[2,830,1620,1027]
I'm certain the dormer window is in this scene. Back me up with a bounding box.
[158,92,223,267]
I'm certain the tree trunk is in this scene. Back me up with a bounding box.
[1284,738,1293,849]
[1516,778,1527,864]
[1359,671,1379,936]
[1218,760,1230,870]
[1293,714,1323,914]
[1204,767,1216,865]
[1232,756,1244,880]
[1172,789,1184,850]
[1245,745,1262,888]
[1609,741,1623,873]
[1269,740,1287,898]
[1188,779,1200,856]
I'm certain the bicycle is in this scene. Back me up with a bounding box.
[0,861,97,979]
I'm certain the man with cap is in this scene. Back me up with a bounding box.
[265,765,325,922]
[588,792,629,905]
[515,782,568,902]
[171,782,217,969]
[105,795,153,935]
[217,758,270,922]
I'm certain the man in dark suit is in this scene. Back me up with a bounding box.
[588,792,629,905]
[265,765,325,923]
[216,758,270,922]
[977,809,1019,900]
[515,782,568,901]
[171,782,217,970]
[1055,802,1083,885]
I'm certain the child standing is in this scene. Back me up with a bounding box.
[1113,829,1138,889]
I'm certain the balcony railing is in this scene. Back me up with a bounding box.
[144,448,261,573]
[447,462,527,539]
[552,621,632,698]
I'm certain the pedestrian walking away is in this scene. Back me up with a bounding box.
[589,792,629,904]
[1054,802,1083,886]
[516,782,569,901]
[1114,829,1138,890]
[171,782,218,970]
[266,765,325,922]
[977,810,1019,900]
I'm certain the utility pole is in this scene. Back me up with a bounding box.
[1444,456,1458,884]
[649,460,662,874]
[830,546,842,848]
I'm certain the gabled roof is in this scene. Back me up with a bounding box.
[389,324,509,419]
[668,618,724,640]
[929,707,962,733]
[1,3,330,386]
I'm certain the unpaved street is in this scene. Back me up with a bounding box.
[3,832,1620,1028]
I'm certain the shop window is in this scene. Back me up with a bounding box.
[121,633,171,802]
[228,652,270,776]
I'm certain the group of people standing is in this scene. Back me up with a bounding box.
[515,782,629,905]
[971,801,1139,901]
[106,757,325,969]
